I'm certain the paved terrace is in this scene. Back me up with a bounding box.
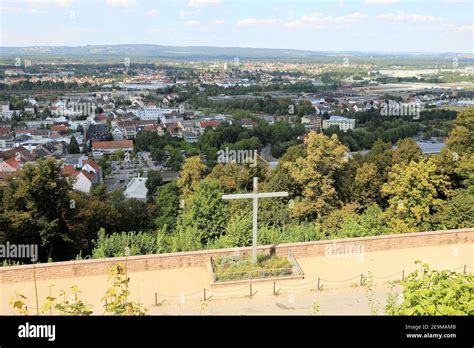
[1,229,473,315]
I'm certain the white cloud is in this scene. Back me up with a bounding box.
[0,5,48,14]
[188,0,220,8]
[106,0,137,7]
[209,19,225,25]
[146,9,158,17]
[2,0,73,7]
[150,27,161,33]
[27,0,73,6]
[364,0,399,5]
[184,20,200,27]
[456,24,473,32]
[377,12,442,23]
[238,12,367,29]
[0,6,25,14]
[237,18,282,27]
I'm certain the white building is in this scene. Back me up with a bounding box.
[0,101,17,119]
[138,106,163,121]
[124,177,148,201]
[322,116,356,132]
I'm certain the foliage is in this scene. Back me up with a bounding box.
[213,254,293,282]
[145,170,162,198]
[67,135,80,154]
[177,179,228,245]
[385,262,473,315]
[102,264,147,315]
[153,181,180,232]
[54,286,93,316]
[432,189,474,230]
[309,301,321,315]
[382,158,450,233]
[9,292,29,315]
[363,272,379,315]
[3,157,74,261]
[177,156,207,198]
[91,228,159,258]
[392,138,422,165]
[284,132,348,219]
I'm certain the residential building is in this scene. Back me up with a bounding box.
[182,131,198,143]
[0,101,17,119]
[322,116,356,132]
[301,116,322,132]
[138,105,163,121]
[86,124,109,142]
[124,177,148,201]
[0,157,22,185]
[0,133,15,149]
[63,153,88,168]
[91,140,133,158]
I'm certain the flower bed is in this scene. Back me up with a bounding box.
[212,254,293,282]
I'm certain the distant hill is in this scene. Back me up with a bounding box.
[0,44,471,61]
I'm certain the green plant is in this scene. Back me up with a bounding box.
[102,264,147,316]
[9,292,29,315]
[309,301,321,315]
[385,261,473,315]
[55,286,93,316]
[363,272,379,315]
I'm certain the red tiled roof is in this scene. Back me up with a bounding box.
[62,164,79,176]
[200,120,220,128]
[3,157,22,171]
[91,140,133,150]
[82,159,100,172]
[81,170,95,182]
[51,125,68,132]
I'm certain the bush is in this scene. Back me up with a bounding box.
[91,228,160,258]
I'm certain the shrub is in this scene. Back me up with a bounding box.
[91,228,159,258]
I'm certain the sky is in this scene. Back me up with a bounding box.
[0,0,473,53]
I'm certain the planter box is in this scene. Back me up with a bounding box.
[208,251,305,287]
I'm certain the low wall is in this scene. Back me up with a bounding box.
[1,228,472,284]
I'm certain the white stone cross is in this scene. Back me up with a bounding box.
[222,177,288,264]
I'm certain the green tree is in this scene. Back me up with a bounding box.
[382,158,450,233]
[432,189,474,230]
[444,108,474,189]
[354,162,383,207]
[392,138,422,165]
[284,132,348,219]
[177,156,207,198]
[154,181,180,232]
[3,157,73,261]
[145,170,162,198]
[176,179,228,245]
[67,135,80,154]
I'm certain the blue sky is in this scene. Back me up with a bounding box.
[1,0,472,53]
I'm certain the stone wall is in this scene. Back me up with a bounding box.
[1,228,472,283]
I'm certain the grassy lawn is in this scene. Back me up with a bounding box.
[213,254,293,282]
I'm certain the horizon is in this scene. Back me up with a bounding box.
[0,0,472,54]
[0,42,472,56]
